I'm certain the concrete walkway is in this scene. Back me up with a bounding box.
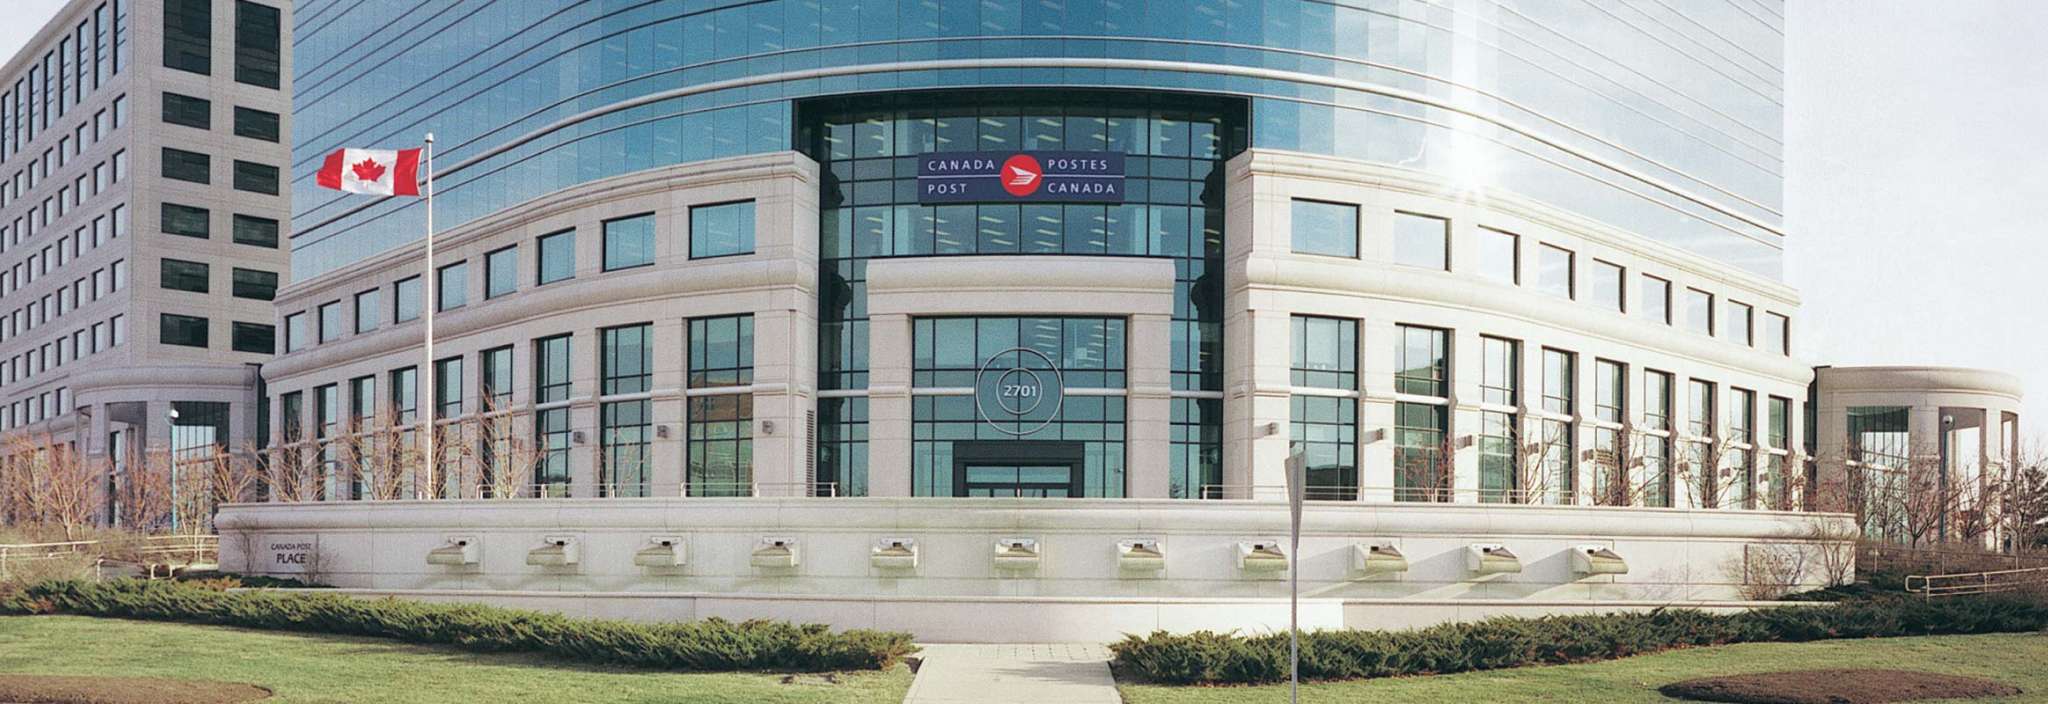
[903,643,1120,704]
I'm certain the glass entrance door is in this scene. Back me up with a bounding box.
[959,464,1080,497]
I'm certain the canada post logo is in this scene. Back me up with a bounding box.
[918,151,1125,203]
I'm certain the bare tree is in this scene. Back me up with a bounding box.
[0,434,100,539]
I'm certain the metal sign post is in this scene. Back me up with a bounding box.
[1283,450,1305,704]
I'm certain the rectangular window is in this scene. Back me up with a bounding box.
[1763,313,1789,356]
[162,0,211,75]
[231,160,278,195]
[436,261,467,310]
[161,147,208,183]
[434,356,463,419]
[232,214,278,248]
[1290,394,1356,501]
[1766,395,1793,509]
[1290,315,1357,389]
[283,311,305,352]
[1594,360,1626,424]
[1539,349,1576,504]
[230,267,275,300]
[1478,227,1518,284]
[161,91,209,129]
[602,213,655,271]
[230,321,272,353]
[1590,259,1624,313]
[480,345,512,410]
[1394,325,1449,397]
[601,398,651,497]
[536,229,574,284]
[1684,288,1714,335]
[1729,301,1754,347]
[232,106,278,141]
[690,200,755,259]
[353,288,381,332]
[232,1,281,89]
[160,202,208,238]
[317,301,342,342]
[1536,244,1574,298]
[1645,370,1674,432]
[160,258,208,292]
[1690,379,1718,507]
[533,334,572,495]
[1392,212,1448,270]
[1641,275,1672,324]
[484,246,516,298]
[1689,379,1717,438]
[602,323,652,395]
[1478,336,1519,504]
[159,312,207,347]
[1290,199,1356,257]
[689,315,754,498]
[392,276,421,322]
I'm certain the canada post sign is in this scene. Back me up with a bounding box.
[918,151,1125,203]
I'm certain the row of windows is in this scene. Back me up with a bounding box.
[162,147,279,195]
[163,0,281,90]
[0,313,124,393]
[0,386,71,431]
[158,311,273,354]
[1289,314,1795,507]
[158,258,275,301]
[161,91,280,142]
[275,314,756,498]
[2,149,124,259]
[159,202,279,248]
[282,201,757,353]
[0,0,127,164]
[0,257,126,347]
[1290,199,1793,355]
[1,93,125,214]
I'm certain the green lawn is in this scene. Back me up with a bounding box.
[0,615,912,704]
[1119,632,2048,703]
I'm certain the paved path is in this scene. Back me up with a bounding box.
[903,643,1120,704]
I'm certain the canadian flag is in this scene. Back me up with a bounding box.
[315,147,422,196]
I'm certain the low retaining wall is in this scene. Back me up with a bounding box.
[217,497,1854,642]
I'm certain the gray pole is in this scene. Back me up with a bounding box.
[1284,451,1304,704]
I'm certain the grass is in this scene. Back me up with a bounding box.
[1118,632,2048,703]
[0,615,913,704]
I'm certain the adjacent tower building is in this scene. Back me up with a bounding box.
[0,0,289,523]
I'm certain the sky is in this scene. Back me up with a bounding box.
[0,1,2041,427]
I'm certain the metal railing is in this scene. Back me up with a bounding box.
[1905,566,2048,598]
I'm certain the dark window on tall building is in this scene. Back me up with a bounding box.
[162,0,211,76]
[161,147,208,183]
[689,201,754,259]
[161,203,209,238]
[231,267,276,300]
[160,258,209,293]
[231,321,273,353]
[160,313,208,347]
[537,229,574,284]
[485,246,517,298]
[161,92,209,129]
[233,1,281,89]
[603,213,655,271]
[232,106,278,142]
[232,214,278,248]
[232,160,277,195]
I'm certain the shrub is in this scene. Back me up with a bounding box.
[7,579,915,672]
[1111,595,2048,685]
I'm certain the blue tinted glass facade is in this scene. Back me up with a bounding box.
[291,0,1784,279]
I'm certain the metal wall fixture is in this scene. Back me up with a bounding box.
[1351,542,1408,577]
[1116,539,1166,574]
[1237,539,1290,573]
[1570,545,1629,576]
[526,536,580,567]
[425,536,479,566]
[1466,543,1522,575]
[751,537,800,568]
[993,537,1041,572]
[871,537,919,570]
[633,536,686,568]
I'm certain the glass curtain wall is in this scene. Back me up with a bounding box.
[803,91,1242,499]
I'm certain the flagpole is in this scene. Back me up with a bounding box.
[421,133,436,500]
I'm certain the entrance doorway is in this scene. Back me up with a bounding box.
[951,441,1085,498]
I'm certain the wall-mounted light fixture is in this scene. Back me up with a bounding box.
[760,419,776,435]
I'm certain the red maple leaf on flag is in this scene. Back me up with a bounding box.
[351,158,386,182]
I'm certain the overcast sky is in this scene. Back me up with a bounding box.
[2,1,2041,430]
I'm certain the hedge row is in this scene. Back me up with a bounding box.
[7,579,915,672]
[1112,595,2048,685]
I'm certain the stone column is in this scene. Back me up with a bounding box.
[749,308,814,497]
[867,313,914,497]
[1125,313,1174,498]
